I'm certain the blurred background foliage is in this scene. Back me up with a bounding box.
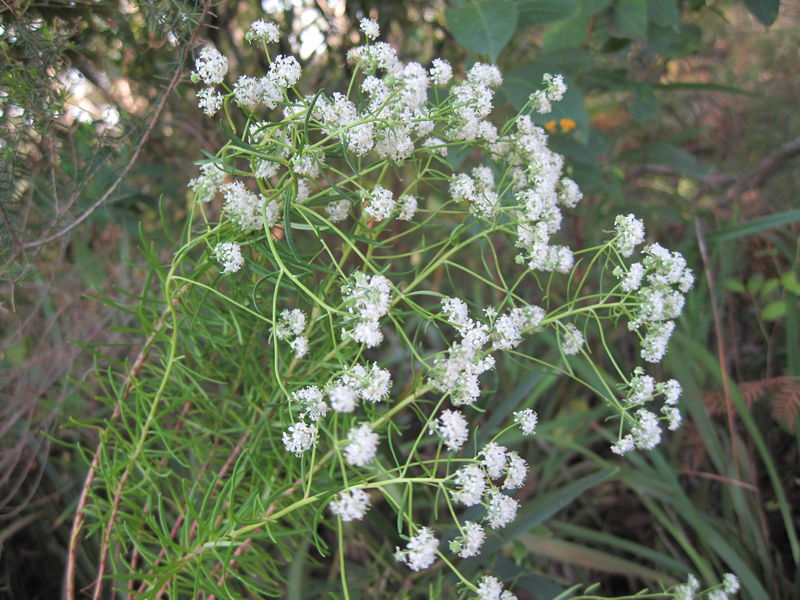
[1,0,798,598]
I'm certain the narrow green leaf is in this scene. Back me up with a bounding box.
[445,0,518,61]
[707,209,800,242]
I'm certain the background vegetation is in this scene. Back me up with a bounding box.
[1,0,797,598]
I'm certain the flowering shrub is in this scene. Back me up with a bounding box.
[75,16,742,600]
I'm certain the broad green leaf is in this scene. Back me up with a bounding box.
[762,300,786,320]
[744,0,781,26]
[781,271,800,295]
[445,0,518,61]
[541,11,590,52]
[761,277,780,298]
[648,0,680,28]
[722,278,746,294]
[747,273,765,295]
[618,143,709,178]
[613,0,648,39]
[517,0,577,26]
[502,63,590,140]
[707,208,800,242]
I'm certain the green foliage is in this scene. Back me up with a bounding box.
[445,0,519,61]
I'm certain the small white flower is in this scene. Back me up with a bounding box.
[269,54,302,88]
[326,199,350,223]
[197,87,223,116]
[632,409,662,450]
[329,488,371,522]
[344,423,379,466]
[484,490,519,529]
[364,185,396,221]
[722,573,740,595]
[430,409,469,451]
[662,405,682,431]
[658,379,682,405]
[189,162,226,203]
[289,336,308,358]
[560,323,584,355]
[291,385,327,422]
[614,214,646,257]
[254,158,279,179]
[360,363,392,403]
[502,452,527,490]
[626,368,655,406]
[543,73,567,101]
[282,421,317,456]
[359,17,380,40]
[513,409,538,436]
[475,575,517,600]
[450,521,485,558]
[328,382,359,413]
[214,242,244,274]
[430,58,453,86]
[395,527,438,571]
[611,434,635,456]
[193,46,228,86]
[275,309,306,340]
[397,194,418,220]
[480,443,507,479]
[451,464,486,506]
[617,262,645,292]
[246,20,280,44]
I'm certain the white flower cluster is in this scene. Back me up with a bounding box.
[529,72,567,114]
[431,299,547,406]
[344,422,379,466]
[560,323,585,356]
[275,308,309,358]
[328,487,370,522]
[394,527,438,571]
[192,46,228,116]
[475,575,517,600]
[246,19,280,44]
[449,63,503,142]
[614,241,694,363]
[282,421,317,456]
[482,111,583,273]
[231,54,301,110]
[513,409,538,436]
[612,370,684,455]
[450,166,499,218]
[673,573,739,600]
[449,520,485,558]
[447,441,527,535]
[359,18,380,41]
[189,162,226,203]
[364,184,395,221]
[430,309,495,406]
[430,409,469,451]
[327,362,392,413]
[340,272,392,347]
[614,213,646,257]
[221,180,279,232]
[213,241,244,274]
